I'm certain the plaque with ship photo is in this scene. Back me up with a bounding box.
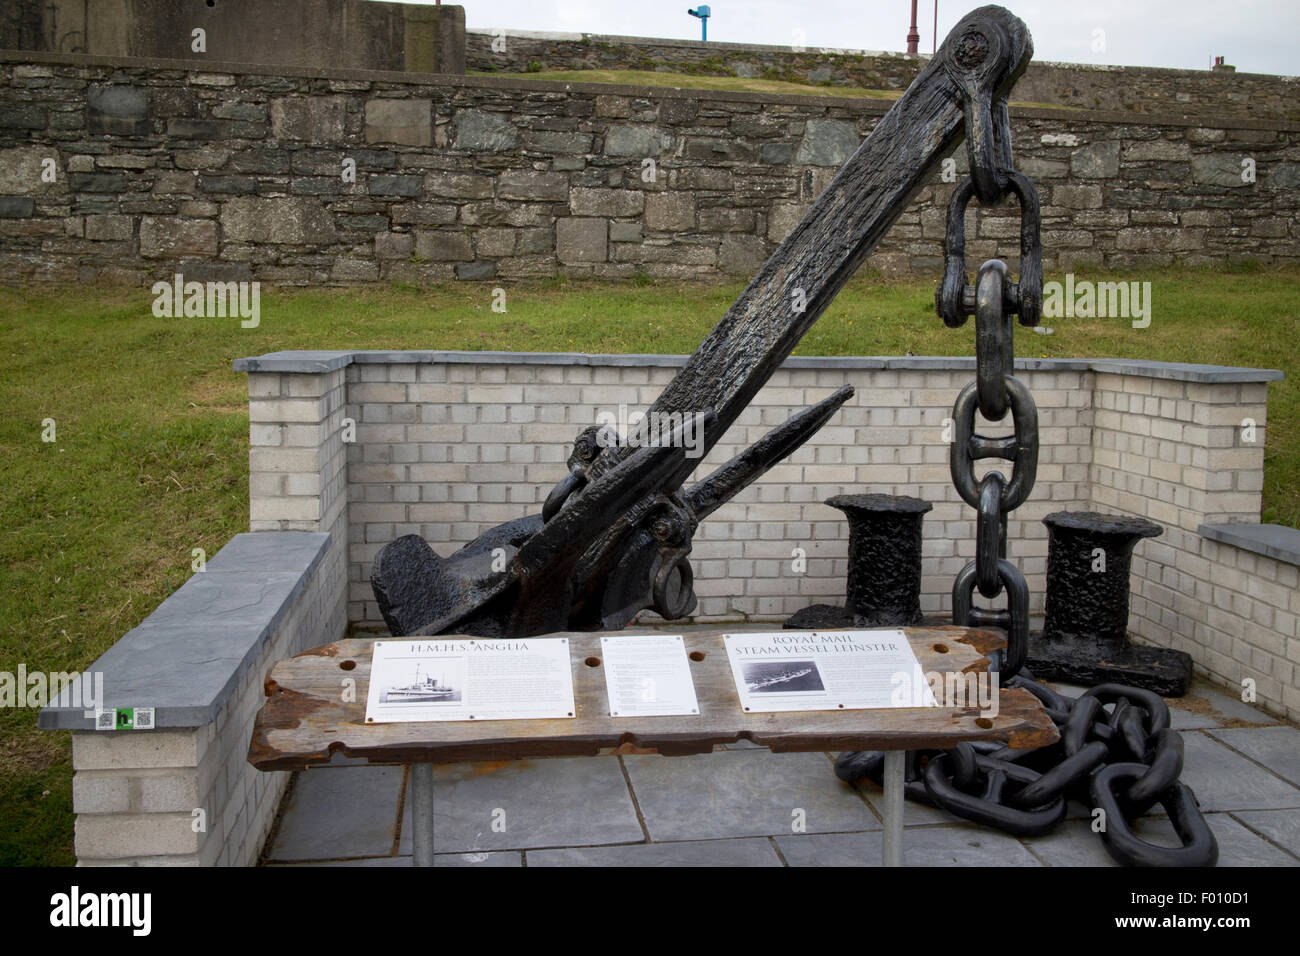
[365,637,576,724]
[724,630,937,714]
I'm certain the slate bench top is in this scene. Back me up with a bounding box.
[233,349,1283,383]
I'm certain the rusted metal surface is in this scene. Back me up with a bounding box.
[248,626,1058,772]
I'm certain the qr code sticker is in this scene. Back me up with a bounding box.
[95,710,115,731]
[133,708,156,730]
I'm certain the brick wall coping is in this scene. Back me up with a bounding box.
[1198,523,1300,567]
[39,531,329,731]
[5,50,1298,133]
[233,350,1284,383]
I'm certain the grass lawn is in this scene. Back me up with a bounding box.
[475,68,903,100]
[471,68,1074,109]
[1,264,1296,864]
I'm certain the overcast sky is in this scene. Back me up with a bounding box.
[422,1,1300,76]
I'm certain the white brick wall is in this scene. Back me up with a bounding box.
[240,352,1293,724]
[323,360,1095,628]
[68,533,346,866]
[1089,375,1297,720]
[246,367,350,660]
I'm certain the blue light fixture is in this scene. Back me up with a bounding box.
[687,5,711,42]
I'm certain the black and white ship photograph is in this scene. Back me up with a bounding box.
[743,661,826,694]
[379,662,463,705]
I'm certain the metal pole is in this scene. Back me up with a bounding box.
[410,763,435,867]
[882,750,905,866]
[907,0,920,54]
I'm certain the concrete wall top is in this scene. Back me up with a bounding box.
[39,531,330,730]
[1199,522,1300,567]
[232,350,1284,384]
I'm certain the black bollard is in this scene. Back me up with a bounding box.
[1026,511,1193,695]
[786,494,932,630]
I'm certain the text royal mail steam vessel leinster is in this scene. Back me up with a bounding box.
[382,666,458,703]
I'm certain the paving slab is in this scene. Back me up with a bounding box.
[1042,680,1090,699]
[1043,677,1270,729]
[267,766,403,862]
[1232,810,1300,859]
[1206,726,1300,788]
[1020,818,1122,866]
[1168,707,1221,730]
[777,826,1042,866]
[527,838,781,867]
[623,749,879,841]
[398,757,643,854]
[853,778,958,826]
[1177,732,1300,811]
[1185,686,1280,725]
[1022,813,1298,867]
[1155,812,1293,865]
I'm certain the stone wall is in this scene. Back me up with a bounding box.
[2,0,466,75]
[466,29,1300,122]
[1,51,1297,285]
[234,350,1298,724]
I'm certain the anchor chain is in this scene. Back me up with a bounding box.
[939,165,1041,677]
[833,138,1217,866]
[834,677,1219,867]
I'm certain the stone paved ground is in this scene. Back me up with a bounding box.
[263,672,1300,867]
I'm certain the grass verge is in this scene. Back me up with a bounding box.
[472,67,1075,109]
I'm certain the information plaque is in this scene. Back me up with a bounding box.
[365,638,576,723]
[723,630,938,713]
[600,634,700,717]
